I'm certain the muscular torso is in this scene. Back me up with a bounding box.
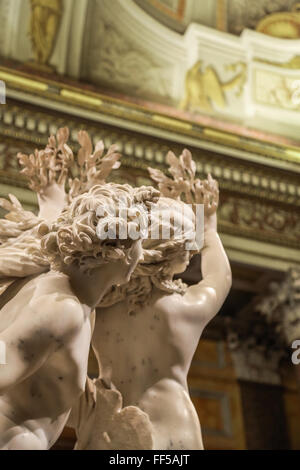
[94,288,204,450]
[0,272,92,450]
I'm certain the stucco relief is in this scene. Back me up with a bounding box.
[254,68,300,111]
[180,60,247,112]
[84,3,173,101]
[219,195,300,246]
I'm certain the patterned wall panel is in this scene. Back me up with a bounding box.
[188,340,246,450]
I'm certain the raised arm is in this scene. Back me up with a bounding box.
[18,127,72,224]
[182,175,232,328]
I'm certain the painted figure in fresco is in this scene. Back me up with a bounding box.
[29,0,63,65]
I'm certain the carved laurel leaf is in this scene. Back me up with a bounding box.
[166,151,184,179]
[18,127,75,194]
[180,148,196,179]
[96,156,121,181]
[95,140,105,156]
[56,127,69,148]
[78,130,93,167]
[149,149,219,214]
[148,167,168,184]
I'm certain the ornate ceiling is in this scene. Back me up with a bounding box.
[0,0,299,363]
[0,0,299,144]
[0,0,299,273]
[134,0,218,33]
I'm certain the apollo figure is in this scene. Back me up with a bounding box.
[72,154,232,450]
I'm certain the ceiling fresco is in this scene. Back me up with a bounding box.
[134,0,218,32]
[134,0,300,35]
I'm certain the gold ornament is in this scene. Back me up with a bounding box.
[256,3,300,39]
[180,60,247,112]
[29,0,63,69]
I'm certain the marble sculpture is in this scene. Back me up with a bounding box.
[0,129,231,450]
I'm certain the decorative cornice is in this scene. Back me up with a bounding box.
[0,65,300,168]
[0,99,299,198]
[0,99,300,250]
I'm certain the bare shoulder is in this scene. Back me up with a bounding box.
[155,292,188,313]
[182,284,216,307]
[30,272,85,336]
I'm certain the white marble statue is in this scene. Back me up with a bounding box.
[72,151,232,450]
[0,134,231,450]
[0,131,159,450]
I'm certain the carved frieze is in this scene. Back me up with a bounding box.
[254,68,300,112]
[219,195,300,247]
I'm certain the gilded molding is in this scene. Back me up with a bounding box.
[0,101,299,249]
[1,67,300,166]
[0,101,299,205]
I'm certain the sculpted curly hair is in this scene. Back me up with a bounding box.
[39,183,159,273]
[99,197,196,312]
